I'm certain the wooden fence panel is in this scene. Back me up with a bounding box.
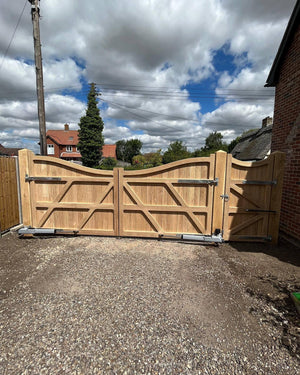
[0,157,20,232]
[119,155,216,238]
[222,152,285,244]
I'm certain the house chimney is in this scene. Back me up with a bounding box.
[64,124,69,131]
[262,116,272,128]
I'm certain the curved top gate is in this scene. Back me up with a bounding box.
[18,149,284,243]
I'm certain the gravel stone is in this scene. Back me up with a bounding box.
[0,234,299,374]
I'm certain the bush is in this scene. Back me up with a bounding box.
[98,157,117,170]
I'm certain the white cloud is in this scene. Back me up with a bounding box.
[0,0,296,153]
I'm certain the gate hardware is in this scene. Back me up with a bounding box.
[25,175,62,182]
[19,227,56,235]
[220,194,229,202]
[18,227,78,235]
[242,180,277,185]
[177,233,223,243]
[245,209,276,213]
[238,236,272,242]
[159,233,223,243]
[178,178,219,186]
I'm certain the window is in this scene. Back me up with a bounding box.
[47,144,54,155]
[66,146,72,152]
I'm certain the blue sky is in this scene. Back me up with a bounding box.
[0,0,296,153]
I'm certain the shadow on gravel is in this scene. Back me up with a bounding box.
[229,238,300,267]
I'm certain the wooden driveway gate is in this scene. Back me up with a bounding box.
[18,149,284,243]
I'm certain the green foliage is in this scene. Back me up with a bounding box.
[99,157,117,170]
[116,139,142,164]
[77,83,104,168]
[204,131,227,152]
[132,150,163,168]
[116,140,126,161]
[193,131,228,157]
[162,141,191,164]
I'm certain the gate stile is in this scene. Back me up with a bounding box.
[18,149,284,244]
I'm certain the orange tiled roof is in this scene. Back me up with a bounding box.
[102,144,116,158]
[47,130,79,145]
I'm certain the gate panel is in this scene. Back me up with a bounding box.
[118,155,216,238]
[223,153,284,243]
[19,150,118,236]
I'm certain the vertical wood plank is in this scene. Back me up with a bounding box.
[118,168,124,237]
[212,151,227,235]
[113,168,121,236]
[268,151,285,244]
[222,153,232,241]
[18,149,33,226]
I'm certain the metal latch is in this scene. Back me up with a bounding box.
[178,178,219,186]
[220,194,229,202]
[25,174,62,182]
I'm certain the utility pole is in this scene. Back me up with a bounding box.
[28,0,47,155]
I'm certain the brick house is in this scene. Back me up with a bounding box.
[0,144,23,156]
[46,124,116,162]
[265,0,300,242]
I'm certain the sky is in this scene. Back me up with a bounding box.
[0,0,297,154]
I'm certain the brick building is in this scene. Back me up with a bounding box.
[265,0,300,242]
[46,124,116,162]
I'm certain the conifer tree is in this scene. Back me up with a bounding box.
[78,83,104,167]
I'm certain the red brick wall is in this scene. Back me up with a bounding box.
[46,138,61,158]
[271,23,300,241]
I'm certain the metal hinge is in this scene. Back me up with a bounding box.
[242,180,277,186]
[25,174,62,182]
[178,178,219,186]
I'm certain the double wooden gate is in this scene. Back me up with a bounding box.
[19,149,284,243]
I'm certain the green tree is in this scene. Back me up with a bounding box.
[116,140,126,161]
[204,131,227,151]
[132,150,163,168]
[100,157,117,169]
[162,141,191,164]
[78,83,104,168]
[116,139,143,164]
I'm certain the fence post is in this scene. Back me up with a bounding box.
[113,167,122,237]
[212,151,227,236]
[18,149,33,227]
[268,151,285,245]
[117,168,124,237]
[14,156,22,225]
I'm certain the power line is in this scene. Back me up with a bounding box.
[100,97,257,128]
[0,0,28,70]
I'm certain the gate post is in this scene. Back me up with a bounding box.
[212,151,227,236]
[18,149,33,227]
[268,151,285,245]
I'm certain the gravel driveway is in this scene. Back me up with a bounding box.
[0,234,299,374]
